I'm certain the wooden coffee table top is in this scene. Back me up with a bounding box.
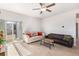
[41,38,55,49]
[42,38,54,44]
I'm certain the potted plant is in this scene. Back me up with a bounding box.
[0,38,5,53]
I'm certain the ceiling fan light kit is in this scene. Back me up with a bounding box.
[32,3,55,14]
[41,7,46,11]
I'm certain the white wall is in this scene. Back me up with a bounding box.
[0,8,79,46]
[22,16,41,32]
[42,10,76,46]
[0,9,41,33]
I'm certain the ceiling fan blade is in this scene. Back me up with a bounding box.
[46,3,55,8]
[46,9,52,12]
[32,8,40,10]
[39,3,43,7]
[40,11,42,14]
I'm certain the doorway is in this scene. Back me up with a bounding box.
[76,13,79,45]
[5,21,22,43]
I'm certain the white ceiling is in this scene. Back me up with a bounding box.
[0,3,79,18]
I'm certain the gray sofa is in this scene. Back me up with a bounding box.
[45,33,74,48]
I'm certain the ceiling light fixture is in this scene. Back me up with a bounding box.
[41,7,46,11]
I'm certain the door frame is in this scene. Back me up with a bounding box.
[5,20,23,42]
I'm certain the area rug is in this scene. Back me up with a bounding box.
[7,44,19,56]
[13,42,31,56]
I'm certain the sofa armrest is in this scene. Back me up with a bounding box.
[67,38,74,47]
[23,35,29,38]
[23,35,30,42]
[45,35,48,38]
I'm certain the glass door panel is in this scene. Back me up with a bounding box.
[5,22,13,42]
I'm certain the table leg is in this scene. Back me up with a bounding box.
[40,40,42,45]
[49,44,52,49]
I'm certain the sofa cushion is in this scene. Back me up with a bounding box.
[26,32,43,37]
[26,32,33,37]
[48,33,64,40]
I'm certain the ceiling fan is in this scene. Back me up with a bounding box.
[32,3,55,14]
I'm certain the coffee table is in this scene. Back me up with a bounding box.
[40,38,54,49]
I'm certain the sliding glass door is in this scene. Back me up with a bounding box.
[5,21,22,42]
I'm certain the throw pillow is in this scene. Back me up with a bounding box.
[32,32,37,36]
[26,32,32,37]
[38,32,42,36]
[64,35,72,41]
